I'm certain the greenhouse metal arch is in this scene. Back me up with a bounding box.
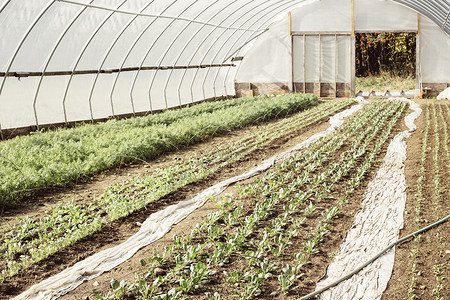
[0,0,449,137]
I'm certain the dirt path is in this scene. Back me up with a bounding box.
[383,100,450,300]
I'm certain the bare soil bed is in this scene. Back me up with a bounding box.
[383,100,450,300]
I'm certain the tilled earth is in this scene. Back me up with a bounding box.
[0,101,344,299]
[1,99,448,300]
[383,100,450,300]
[60,100,405,299]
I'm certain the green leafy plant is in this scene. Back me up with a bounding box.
[52,99,409,299]
[0,94,320,206]
[178,262,214,294]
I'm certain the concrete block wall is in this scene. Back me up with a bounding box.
[235,82,289,97]
[235,82,352,98]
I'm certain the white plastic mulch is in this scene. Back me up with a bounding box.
[15,99,366,300]
[315,98,422,300]
[437,87,450,100]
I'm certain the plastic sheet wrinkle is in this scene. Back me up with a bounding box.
[315,98,422,300]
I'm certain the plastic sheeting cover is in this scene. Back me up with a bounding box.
[420,16,450,83]
[291,0,351,32]
[316,97,422,300]
[0,0,297,129]
[235,0,450,87]
[15,99,366,300]
[292,35,353,83]
[437,87,450,100]
[1,0,449,131]
[355,0,418,32]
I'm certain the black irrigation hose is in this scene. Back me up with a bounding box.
[301,213,450,300]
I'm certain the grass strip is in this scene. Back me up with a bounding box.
[355,72,415,91]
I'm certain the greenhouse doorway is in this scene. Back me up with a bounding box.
[354,32,417,97]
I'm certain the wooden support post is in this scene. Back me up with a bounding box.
[351,0,355,37]
[417,13,421,33]
[335,34,338,98]
[291,35,295,93]
[351,35,356,97]
[288,12,292,36]
[303,34,306,94]
[318,34,322,97]
[350,0,356,97]
[289,12,294,93]
[416,13,422,91]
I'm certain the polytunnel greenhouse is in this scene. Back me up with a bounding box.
[0,0,449,299]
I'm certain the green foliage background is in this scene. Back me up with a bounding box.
[356,33,416,77]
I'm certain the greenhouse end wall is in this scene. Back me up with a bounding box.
[0,0,449,135]
[235,0,450,98]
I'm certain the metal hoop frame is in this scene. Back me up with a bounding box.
[161,0,243,107]
[207,0,302,100]
[61,0,130,125]
[0,0,449,134]
[174,0,262,105]
[187,0,286,103]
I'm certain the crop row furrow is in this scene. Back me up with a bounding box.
[155,99,355,179]
[90,100,353,203]
[97,100,408,299]
[430,104,447,300]
[163,100,353,179]
[432,105,443,217]
[437,104,449,163]
[263,100,404,207]
[257,100,394,192]
[100,100,354,220]
[1,98,354,282]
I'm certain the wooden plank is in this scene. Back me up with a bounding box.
[303,34,306,94]
[351,35,356,97]
[335,34,338,98]
[291,31,351,36]
[319,34,322,97]
[291,35,295,93]
[416,14,422,91]
[351,0,355,36]
[289,12,293,93]
[288,12,292,36]
[354,29,418,34]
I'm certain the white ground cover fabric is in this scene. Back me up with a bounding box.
[437,87,450,100]
[315,98,422,300]
[15,99,366,300]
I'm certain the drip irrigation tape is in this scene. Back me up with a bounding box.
[301,213,450,300]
